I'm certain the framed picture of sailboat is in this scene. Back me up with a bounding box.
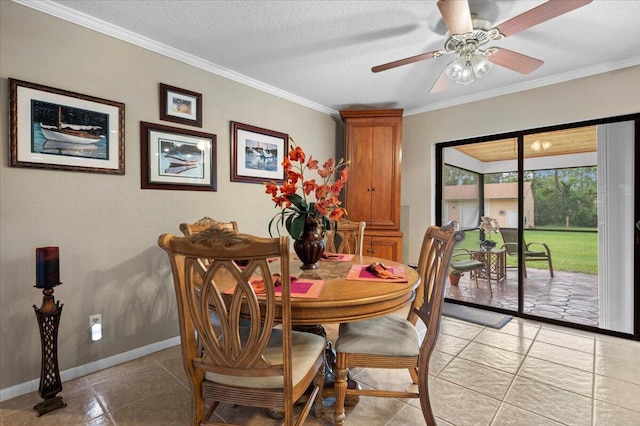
[140,121,217,191]
[9,79,125,175]
[230,121,288,184]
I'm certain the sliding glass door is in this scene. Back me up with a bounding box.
[438,115,638,338]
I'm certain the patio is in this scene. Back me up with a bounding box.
[446,267,599,327]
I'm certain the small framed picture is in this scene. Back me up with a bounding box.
[159,83,202,127]
[140,121,216,191]
[9,78,125,174]
[231,121,288,184]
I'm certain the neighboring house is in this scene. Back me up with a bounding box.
[443,182,534,229]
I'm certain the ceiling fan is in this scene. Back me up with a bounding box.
[372,0,593,93]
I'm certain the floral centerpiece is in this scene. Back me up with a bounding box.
[479,216,500,250]
[265,140,349,269]
[265,140,349,268]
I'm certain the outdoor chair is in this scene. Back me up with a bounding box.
[333,224,465,426]
[450,249,488,292]
[158,229,325,425]
[324,219,365,255]
[499,228,554,277]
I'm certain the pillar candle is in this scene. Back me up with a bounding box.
[36,246,60,288]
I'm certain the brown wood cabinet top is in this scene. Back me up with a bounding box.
[339,109,403,120]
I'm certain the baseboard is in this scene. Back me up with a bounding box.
[0,336,181,402]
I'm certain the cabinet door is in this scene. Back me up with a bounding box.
[344,116,401,229]
[363,235,402,262]
[369,117,401,229]
[345,118,374,223]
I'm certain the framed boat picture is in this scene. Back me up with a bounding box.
[231,121,288,184]
[9,78,125,174]
[140,121,217,191]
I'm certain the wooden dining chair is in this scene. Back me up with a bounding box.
[179,216,239,237]
[333,223,465,426]
[179,217,249,331]
[158,228,325,425]
[324,219,366,255]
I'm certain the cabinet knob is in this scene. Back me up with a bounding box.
[367,187,376,192]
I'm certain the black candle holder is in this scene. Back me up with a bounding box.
[33,285,66,416]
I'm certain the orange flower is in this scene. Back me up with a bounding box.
[289,146,306,164]
[315,184,329,200]
[287,170,301,184]
[331,179,344,194]
[303,179,317,195]
[282,156,292,172]
[317,158,335,178]
[265,182,278,197]
[307,156,319,170]
[281,181,297,197]
[329,207,346,222]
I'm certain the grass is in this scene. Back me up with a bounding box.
[456,228,598,275]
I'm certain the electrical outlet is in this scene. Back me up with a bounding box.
[89,314,102,327]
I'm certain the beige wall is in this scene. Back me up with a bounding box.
[402,65,640,263]
[0,2,337,394]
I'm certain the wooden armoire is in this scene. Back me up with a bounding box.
[340,109,403,261]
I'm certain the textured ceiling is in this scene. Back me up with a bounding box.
[21,0,640,116]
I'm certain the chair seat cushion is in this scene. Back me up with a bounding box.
[451,259,485,271]
[525,251,547,257]
[335,315,420,357]
[205,329,325,389]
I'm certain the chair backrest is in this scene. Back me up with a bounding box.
[407,223,465,355]
[158,228,294,392]
[179,216,238,237]
[498,227,519,256]
[324,219,366,255]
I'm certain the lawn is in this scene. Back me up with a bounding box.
[455,228,598,275]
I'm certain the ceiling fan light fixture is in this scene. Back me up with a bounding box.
[471,55,493,78]
[458,64,475,85]
[445,57,466,80]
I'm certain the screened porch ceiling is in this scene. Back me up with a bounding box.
[454,126,597,163]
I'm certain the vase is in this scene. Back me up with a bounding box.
[293,218,325,270]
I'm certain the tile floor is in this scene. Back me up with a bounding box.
[447,268,600,327]
[2,312,639,425]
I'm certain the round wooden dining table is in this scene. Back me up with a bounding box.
[269,255,421,325]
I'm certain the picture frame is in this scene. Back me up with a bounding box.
[140,121,217,191]
[9,78,125,175]
[159,83,202,127]
[231,121,288,184]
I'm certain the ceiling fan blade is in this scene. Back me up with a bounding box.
[437,0,473,35]
[429,68,451,93]
[496,0,592,38]
[371,51,439,73]
[488,48,544,74]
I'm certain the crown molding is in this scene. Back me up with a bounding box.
[13,0,338,116]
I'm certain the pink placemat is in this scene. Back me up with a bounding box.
[321,253,354,262]
[276,279,325,299]
[346,264,408,283]
[224,277,325,299]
